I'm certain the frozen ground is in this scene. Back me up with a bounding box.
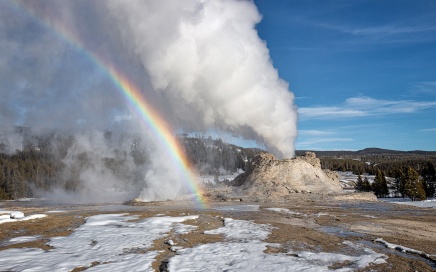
[1,194,435,271]
[200,169,244,186]
[380,198,436,208]
[0,211,386,271]
[0,214,198,271]
[169,218,385,272]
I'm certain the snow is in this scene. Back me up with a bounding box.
[169,217,386,272]
[375,238,430,258]
[337,171,375,189]
[265,207,303,215]
[205,218,272,241]
[166,239,175,246]
[214,204,259,211]
[0,214,198,271]
[0,213,387,271]
[0,211,46,224]
[7,235,41,245]
[10,211,24,219]
[200,169,244,185]
[380,198,436,208]
[361,215,378,218]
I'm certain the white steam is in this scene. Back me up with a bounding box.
[105,0,297,158]
[0,0,297,203]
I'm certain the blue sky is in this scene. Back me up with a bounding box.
[254,0,436,151]
[1,0,435,154]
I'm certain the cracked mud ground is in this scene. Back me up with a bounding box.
[1,195,435,272]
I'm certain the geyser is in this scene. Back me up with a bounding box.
[105,0,298,159]
[0,0,297,203]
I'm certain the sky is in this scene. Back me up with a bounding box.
[255,0,436,151]
[1,0,435,155]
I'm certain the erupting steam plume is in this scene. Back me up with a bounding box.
[0,0,297,203]
[105,0,297,158]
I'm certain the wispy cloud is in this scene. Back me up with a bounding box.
[298,130,335,136]
[318,22,436,36]
[412,82,436,96]
[299,107,366,119]
[419,128,436,132]
[299,96,436,120]
[310,20,436,46]
[297,137,353,147]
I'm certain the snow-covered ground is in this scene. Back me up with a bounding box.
[214,204,260,211]
[375,238,431,258]
[380,198,436,208]
[337,171,375,189]
[0,210,387,271]
[265,207,303,216]
[0,210,47,224]
[200,169,244,186]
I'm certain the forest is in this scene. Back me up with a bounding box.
[310,149,436,200]
[1,129,435,200]
[0,131,260,200]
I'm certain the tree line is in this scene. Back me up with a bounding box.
[1,131,435,201]
[321,156,436,200]
[0,133,259,200]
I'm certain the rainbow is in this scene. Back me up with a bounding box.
[10,0,208,208]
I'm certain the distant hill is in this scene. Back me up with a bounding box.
[296,148,436,158]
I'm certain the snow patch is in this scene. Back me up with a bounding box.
[265,207,303,215]
[205,218,272,241]
[0,212,46,224]
[213,204,259,211]
[46,210,67,213]
[375,238,432,259]
[6,235,42,245]
[169,218,386,271]
[380,198,436,208]
[0,214,198,271]
[10,211,24,219]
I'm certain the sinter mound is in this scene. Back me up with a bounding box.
[233,152,343,196]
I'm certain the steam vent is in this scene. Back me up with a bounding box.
[233,152,343,196]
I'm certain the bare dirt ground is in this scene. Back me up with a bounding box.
[1,193,435,272]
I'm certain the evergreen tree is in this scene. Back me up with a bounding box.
[363,177,371,192]
[392,169,404,197]
[371,169,389,197]
[404,167,426,201]
[421,162,436,198]
[355,174,364,191]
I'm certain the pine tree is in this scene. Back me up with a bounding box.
[372,169,389,197]
[355,174,364,191]
[363,177,371,192]
[404,167,426,201]
[421,162,436,198]
[392,169,403,197]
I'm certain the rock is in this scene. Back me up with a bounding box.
[233,152,343,197]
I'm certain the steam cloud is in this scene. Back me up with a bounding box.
[106,0,297,158]
[0,0,297,202]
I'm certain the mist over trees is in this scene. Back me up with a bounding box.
[0,129,260,200]
[1,132,435,201]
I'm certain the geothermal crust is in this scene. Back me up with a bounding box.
[233,152,344,196]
